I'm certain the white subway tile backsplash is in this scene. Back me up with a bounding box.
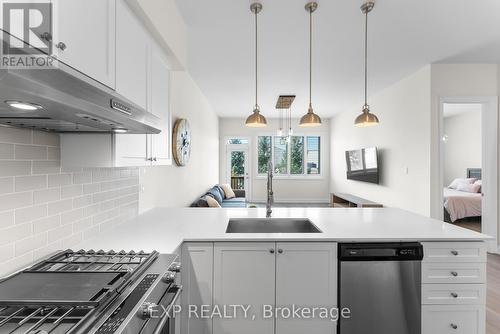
[47,147,60,161]
[0,143,14,159]
[0,191,33,211]
[0,223,31,246]
[0,127,139,276]
[32,160,61,175]
[0,161,31,177]
[48,224,73,243]
[33,215,60,234]
[48,174,72,187]
[15,233,47,256]
[15,144,47,160]
[15,175,47,192]
[0,177,14,194]
[34,188,61,204]
[0,211,14,229]
[0,126,31,144]
[0,243,15,262]
[61,184,83,199]
[15,204,47,224]
[32,131,59,147]
[47,199,73,215]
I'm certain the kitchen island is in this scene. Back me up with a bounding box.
[78,207,490,334]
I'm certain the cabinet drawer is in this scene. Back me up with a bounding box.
[422,284,485,305]
[422,263,486,284]
[422,242,486,263]
[422,305,485,334]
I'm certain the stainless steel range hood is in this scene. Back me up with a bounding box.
[0,58,161,134]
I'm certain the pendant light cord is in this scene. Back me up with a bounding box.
[364,9,368,107]
[309,8,313,107]
[255,9,258,109]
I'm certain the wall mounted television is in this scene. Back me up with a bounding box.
[345,147,379,184]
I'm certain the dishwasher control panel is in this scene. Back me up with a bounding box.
[339,242,423,261]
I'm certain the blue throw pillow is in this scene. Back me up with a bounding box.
[215,185,226,199]
[206,187,223,204]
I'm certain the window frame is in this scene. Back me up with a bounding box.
[256,133,323,179]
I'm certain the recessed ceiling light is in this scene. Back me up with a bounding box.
[5,100,43,111]
[112,128,128,133]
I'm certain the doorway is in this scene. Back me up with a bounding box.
[225,138,251,200]
[437,97,498,253]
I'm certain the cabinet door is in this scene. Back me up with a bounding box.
[181,243,213,334]
[52,0,116,88]
[114,134,149,167]
[275,242,337,334]
[213,242,275,334]
[116,0,149,109]
[422,305,485,334]
[149,42,172,165]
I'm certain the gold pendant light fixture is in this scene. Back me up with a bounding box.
[245,2,267,127]
[354,1,379,127]
[299,2,322,127]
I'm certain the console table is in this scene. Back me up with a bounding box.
[330,192,383,208]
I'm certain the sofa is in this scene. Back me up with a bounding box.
[190,185,247,208]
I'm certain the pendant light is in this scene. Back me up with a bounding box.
[354,1,379,127]
[299,2,322,127]
[245,2,267,127]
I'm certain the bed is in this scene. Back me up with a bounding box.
[443,168,482,222]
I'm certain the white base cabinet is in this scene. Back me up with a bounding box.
[182,242,338,334]
[181,243,214,334]
[421,242,486,334]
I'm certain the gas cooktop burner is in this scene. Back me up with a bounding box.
[0,249,181,334]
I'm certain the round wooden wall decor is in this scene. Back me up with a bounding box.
[172,119,191,166]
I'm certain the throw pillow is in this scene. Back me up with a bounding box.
[206,195,221,207]
[206,186,223,204]
[219,184,236,199]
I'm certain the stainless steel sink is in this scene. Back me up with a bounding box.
[225,218,322,233]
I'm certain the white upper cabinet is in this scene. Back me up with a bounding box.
[115,0,150,110]
[51,0,116,88]
[149,41,172,165]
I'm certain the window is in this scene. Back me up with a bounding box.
[227,138,249,145]
[257,135,321,176]
[306,136,320,174]
[273,136,288,174]
[257,136,271,174]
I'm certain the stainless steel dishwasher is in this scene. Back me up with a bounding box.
[338,243,423,334]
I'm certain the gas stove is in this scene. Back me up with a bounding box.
[0,249,181,334]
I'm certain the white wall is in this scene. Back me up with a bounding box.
[443,111,482,185]
[330,66,432,216]
[219,118,330,203]
[140,71,219,211]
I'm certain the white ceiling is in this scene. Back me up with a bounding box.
[174,0,500,118]
[443,103,482,118]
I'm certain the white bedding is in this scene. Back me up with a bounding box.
[443,188,482,222]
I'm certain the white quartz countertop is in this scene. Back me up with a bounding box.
[76,207,491,254]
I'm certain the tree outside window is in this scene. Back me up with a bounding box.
[290,136,304,174]
[257,136,271,174]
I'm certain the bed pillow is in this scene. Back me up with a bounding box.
[219,184,236,199]
[448,178,476,189]
[456,183,481,193]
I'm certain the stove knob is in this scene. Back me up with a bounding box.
[163,271,176,283]
[139,302,158,319]
[169,262,181,272]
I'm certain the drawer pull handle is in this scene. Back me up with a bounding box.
[451,292,458,298]
[451,271,458,277]
[450,323,458,330]
[451,250,459,256]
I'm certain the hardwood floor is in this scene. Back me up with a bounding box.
[487,253,500,334]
